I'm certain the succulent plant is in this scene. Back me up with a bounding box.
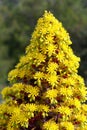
[0,11,87,130]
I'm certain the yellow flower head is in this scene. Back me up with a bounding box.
[60,122,74,130]
[47,74,58,87]
[34,52,46,66]
[74,114,87,123]
[8,69,18,82]
[81,104,87,113]
[43,120,59,130]
[38,104,49,113]
[47,62,58,74]
[13,107,21,116]
[25,85,39,101]
[25,103,37,112]
[34,72,44,80]
[58,106,71,116]
[68,98,81,109]
[45,89,58,99]
[59,87,73,97]
[47,43,57,57]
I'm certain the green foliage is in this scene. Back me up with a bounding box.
[0,0,48,86]
[0,11,87,130]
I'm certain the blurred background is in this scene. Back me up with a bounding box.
[0,0,87,102]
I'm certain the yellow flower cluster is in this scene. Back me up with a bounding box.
[60,122,74,130]
[47,62,58,74]
[0,11,87,130]
[1,83,39,102]
[43,120,59,130]
[58,106,71,116]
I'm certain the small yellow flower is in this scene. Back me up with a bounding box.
[46,34,54,43]
[81,104,87,113]
[40,44,47,54]
[75,114,87,123]
[25,103,37,112]
[58,106,71,116]
[1,87,11,99]
[60,122,74,130]
[13,107,21,115]
[47,74,58,87]
[45,89,58,99]
[18,69,26,78]
[38,104,49,113]
[62,77,75,86]
[9,108,28,129]
[43,120,59,130]
[34,52,46,65]
[34,72,44,86]
[8,69,18,82]
[59,87,73,97]
[47,43,57,57]
[25,86,39,101]
[79,87,87,98]
[68,98,81,109]
[34,72,44,80]
[47,62,58,74]
[56,51,65,62]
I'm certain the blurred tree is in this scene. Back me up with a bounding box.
[0,0,48,87]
